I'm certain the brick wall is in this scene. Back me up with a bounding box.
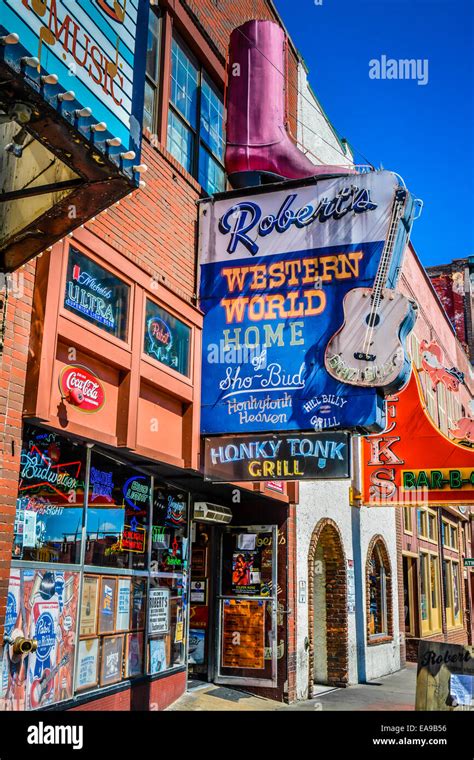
[395,510,407,665]
[0,261,36,638]
[307,518,349,692]
[70,671,186,711]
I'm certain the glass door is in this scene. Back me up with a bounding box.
[215,525,278,688]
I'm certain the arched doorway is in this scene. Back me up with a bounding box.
[308,519,349,695]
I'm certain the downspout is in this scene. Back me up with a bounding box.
[351,436,367,683]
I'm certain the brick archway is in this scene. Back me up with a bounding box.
[307,518,348,695]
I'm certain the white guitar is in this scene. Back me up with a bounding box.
[325,188,417,393]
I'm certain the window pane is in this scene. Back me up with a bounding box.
[14,425,86,563]
[64,247,130,341]
[144,299,191,377]
[200,74,225,160]
[86,452,151,570]
[167,109,194,174]
[420,555,428,620]
[199,145,225,194]
[149,484,189,672]
[170,36,198,128]
[453,564,461,621]
[143,80,156,133]
[146,10,161,81]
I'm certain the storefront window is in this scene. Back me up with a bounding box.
[85,452,151,571]
[144,299,191,376]
[13,425,86,563]
[368,545,387,638]
[64,247,130,341]
[443,559,463,629]
[148,485,189,673]
[75,573,147,693]
[420,552,441,635]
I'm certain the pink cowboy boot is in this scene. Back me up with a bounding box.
[225,19,355,188]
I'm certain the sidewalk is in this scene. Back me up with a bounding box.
[167,665,417,711]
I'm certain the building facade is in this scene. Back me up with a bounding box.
[0,0,302,711]
[427,257,474,362]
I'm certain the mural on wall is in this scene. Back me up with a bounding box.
[199,171,420,436]
[0,569,79,710]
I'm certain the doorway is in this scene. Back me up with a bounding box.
[402,555,418,637]
[187,523,279,689]
[308,519,348,693]
[187,521,217,682]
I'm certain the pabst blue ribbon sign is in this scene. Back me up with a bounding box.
[199,171,418,435]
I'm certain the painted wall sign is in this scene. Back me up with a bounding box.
[1,569,79,710]
[199,171,417,436]
[204,431,350,481]
[59,364,105,413]
[1,0,148,165]
[362,370,474,505]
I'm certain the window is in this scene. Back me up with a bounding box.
[149,485,189,672]
[13,425,86,563]
[85,452,151,571]
[403,507,413,533]
[144,299,191,377]
[367,539,392,641]
[167,34,225,194]
[420,552,441,635]
[9,426,189,708]
[437,384,449,435]
[64,247,130,341]
[417,508,438,543]
[143,8,162,132]
[442,519,458,550]
[443,559,463,629]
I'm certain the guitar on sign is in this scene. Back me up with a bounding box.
[29,654,70,709]
[325,188,417,393]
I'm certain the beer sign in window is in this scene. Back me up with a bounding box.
[144,300,191,377]
[64,248,130,341]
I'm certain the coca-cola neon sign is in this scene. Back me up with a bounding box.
[59,365,106,413]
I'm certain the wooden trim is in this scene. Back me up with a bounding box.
[157,9,173,146]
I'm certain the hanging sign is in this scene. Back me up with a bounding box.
[362,370,474,506]
[199,171,418,436]
[59,364,105,413]
[204,431,350,481]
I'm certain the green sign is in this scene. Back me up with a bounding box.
[464,559,474,567]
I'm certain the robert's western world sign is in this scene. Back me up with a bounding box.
[204,431,350,482]
[198,171,417,436]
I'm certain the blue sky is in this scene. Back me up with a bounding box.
[275,0,474,266]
